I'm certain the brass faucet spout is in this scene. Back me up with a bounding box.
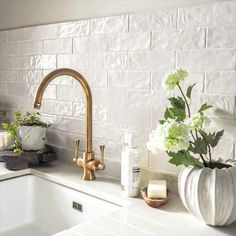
[34,68,92,153]
[34,68,105,180]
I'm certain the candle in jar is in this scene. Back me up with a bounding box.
[0,131,12,150]
[147,180,167,199]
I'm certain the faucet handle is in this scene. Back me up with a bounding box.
[98,145,106,170]
[99,145,105,165]
[73,139,80,163]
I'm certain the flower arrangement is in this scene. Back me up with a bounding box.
[146,69,224,168]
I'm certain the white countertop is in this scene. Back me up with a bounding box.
[0,161,235,236]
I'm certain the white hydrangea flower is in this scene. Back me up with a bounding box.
[185,113,210,131]
[146,120,190,154]
[162,68,188,90]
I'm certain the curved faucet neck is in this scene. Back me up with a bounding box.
[34,68,93,153]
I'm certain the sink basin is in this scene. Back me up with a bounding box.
[0,175,121,236]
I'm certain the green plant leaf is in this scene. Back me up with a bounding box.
[200,130,224,148]
[168,150,203,167]
[164,107,186,122]
[159,120,166,124]
[186,83,196,99]
[189,137,208,155]
[198,103,213,113]
[20,112,50,128]
[168,96,185,110]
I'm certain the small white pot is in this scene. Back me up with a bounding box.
[18,126,47,151]
[178,165,236,226]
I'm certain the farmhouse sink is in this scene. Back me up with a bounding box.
[0,175,121,236]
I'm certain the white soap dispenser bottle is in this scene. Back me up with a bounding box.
[121,130,141,197]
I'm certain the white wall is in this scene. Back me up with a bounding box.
[0,0,229,30]
[0,0,235,178]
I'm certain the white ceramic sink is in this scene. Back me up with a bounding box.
[0,175,121,236]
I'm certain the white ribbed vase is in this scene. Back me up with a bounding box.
[178,166,236,226]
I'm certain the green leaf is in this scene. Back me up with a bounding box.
[168,150,203,167]
[159,120,166,124]
[198,103,213,113]
[164,107,186,122]
[201,130,224,148]
[214,130,224,147]
[168,97,185,110]
[189,137,208,155]
[164,96,186,122]
[186,83,196,99]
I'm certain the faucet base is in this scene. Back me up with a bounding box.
[82,169,96,181]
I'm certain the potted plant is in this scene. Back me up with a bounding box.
[146,68,236,226]
[18,112,50,151]
[2,111,28,170]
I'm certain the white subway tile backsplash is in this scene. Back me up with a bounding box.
[8,24,57,41]
[104,52,128,69]
[90,53,106,68]
[178,4,215,28]
[57,84,84,102]
[93,122,122,142]
[0,83,8,95]
[32,24,58,40]
[43,38,72,54]
[0,31,7,42]
[206,72,236,95]
[18,70,42,84]
[73,35,109,53]
[152,28,205,49]
[0,0,235,176]
[0,56,31,69]
[108,106,150,129]
[177,49,235,71]
[0,95,18,108]
[8,28,30,41]
[18,41,42,55]
[92,88,127,105]
[58,54,89,70]
[90,15,128,35]
[17,96,34,112]
[129,51,175,70]
[212,140,235,161]
[90,52,128,69]
[110,32,151,51]
[57,20,90,38]
[52,116,86,135]
[129,10,177,32]
[108,70,150,89]
[7,83,28,96]
[207,25,236,48]
[79,69,108,88]
[0,70,18,83]
[30,55,56,69]
[41,100,73,116]
[178,1,236,28]
[128,90,168,108]
[73,102,108,121]
[0,42,18,56]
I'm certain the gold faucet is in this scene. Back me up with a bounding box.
[34,68,105,180]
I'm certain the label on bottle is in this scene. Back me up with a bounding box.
[123,148,141,197]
